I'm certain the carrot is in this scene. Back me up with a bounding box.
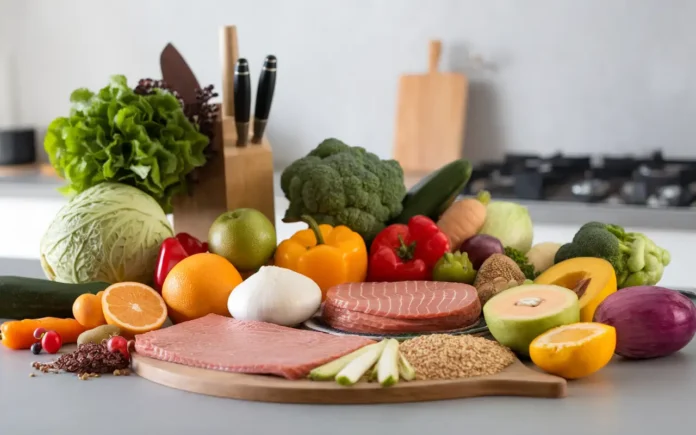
[437,190,490,250]
[0,318,87,350]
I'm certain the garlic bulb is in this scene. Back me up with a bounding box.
[227,265,322,326]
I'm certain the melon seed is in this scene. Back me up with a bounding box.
[515,297,544,307]
[572,278,591,298]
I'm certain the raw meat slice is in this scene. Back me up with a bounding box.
[324,281,480,319]
[322,303,479,334]
[322,281,481,334]
[134,314,374,380]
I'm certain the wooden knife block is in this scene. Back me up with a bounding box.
[171,109,275,241]
[220,116,275,224]
[172,25,275,241]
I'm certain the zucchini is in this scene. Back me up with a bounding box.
[0,276,109,319]
[393,159,473,224]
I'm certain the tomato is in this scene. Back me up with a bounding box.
[41,331,62,354]
[107,336,130,360]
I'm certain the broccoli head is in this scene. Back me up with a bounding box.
[554,221,670,288]
[280,138,407,241]
[555,223,630,276]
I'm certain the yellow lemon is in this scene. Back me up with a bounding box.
[529,322,616,379]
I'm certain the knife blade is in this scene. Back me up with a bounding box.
[233,58,251,147]
[160,43,201,105]
[251,55,277,144]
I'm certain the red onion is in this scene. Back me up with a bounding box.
[593,286,696,359]
[459,234,504,269]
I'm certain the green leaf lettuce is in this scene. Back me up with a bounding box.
[44,75,209,213]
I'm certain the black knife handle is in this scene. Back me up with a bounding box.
[255,55,277,121]
[234,58,251,124]
[252,55,277,144]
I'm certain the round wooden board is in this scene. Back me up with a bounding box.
[131,353,567,404]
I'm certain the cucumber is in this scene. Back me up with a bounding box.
[0,276,110,319]
[376,339,400,387]
[398,352,416,381]
[336,340,387,386]
[308,344,373,381]
[393,159,473,224]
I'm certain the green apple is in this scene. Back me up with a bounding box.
[208,208,277,271]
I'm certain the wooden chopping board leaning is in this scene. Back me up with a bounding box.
[392,40,469,175]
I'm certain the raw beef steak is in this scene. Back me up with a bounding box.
[322,281,481,334]
[134,314,374,380]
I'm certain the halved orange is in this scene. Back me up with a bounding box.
[101,282,168,337]
[529,322,616,379]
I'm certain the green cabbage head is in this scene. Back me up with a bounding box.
[40,182,174,284]
[478,201,534,254]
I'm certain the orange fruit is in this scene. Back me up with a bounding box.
[72,293,107,329]
[101,282,168,337]
[529,322,616,379]
[161,252,243,324]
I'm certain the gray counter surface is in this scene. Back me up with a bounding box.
[1,257,694,435]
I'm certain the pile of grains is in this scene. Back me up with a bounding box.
[32,343,130,379]
[399,334,516,380]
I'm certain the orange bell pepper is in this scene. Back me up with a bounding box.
[1,318,87,350]
[275,215,368,299]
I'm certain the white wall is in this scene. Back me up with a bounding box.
[3,0,696,167]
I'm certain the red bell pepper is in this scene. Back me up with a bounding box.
[153,233,208,291]
[367,215,450,282]
[174,232,209,255]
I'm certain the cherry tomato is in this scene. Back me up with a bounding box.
[33,328,46,340]
[41,331,62,354]
[107,336,130,360]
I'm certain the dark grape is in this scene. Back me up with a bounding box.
[33,328,46,340]
[30,342,42,355]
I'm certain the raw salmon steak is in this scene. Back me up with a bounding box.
[322,281,481,334]
[134,314,374,380]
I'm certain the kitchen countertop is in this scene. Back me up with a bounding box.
[4,169,696,231]
[1,257,695,434]
[3,171,696,289]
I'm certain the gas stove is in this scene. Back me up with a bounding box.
[464,151,696,208]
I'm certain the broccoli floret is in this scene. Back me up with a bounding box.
[554,222,670,288]
[280,138,407,241]
[556,224,631,276]
[577,221,627,242]
[504,246,538,280]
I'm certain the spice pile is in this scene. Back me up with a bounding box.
[32,343,130,379]
[399,334,515,381]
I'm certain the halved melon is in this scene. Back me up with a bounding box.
[534,257,617,322]
[483,284,580,356]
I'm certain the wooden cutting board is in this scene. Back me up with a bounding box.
[393,40,469,174]
[131,353,566,404]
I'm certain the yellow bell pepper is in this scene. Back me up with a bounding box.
[274,215,368,299]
